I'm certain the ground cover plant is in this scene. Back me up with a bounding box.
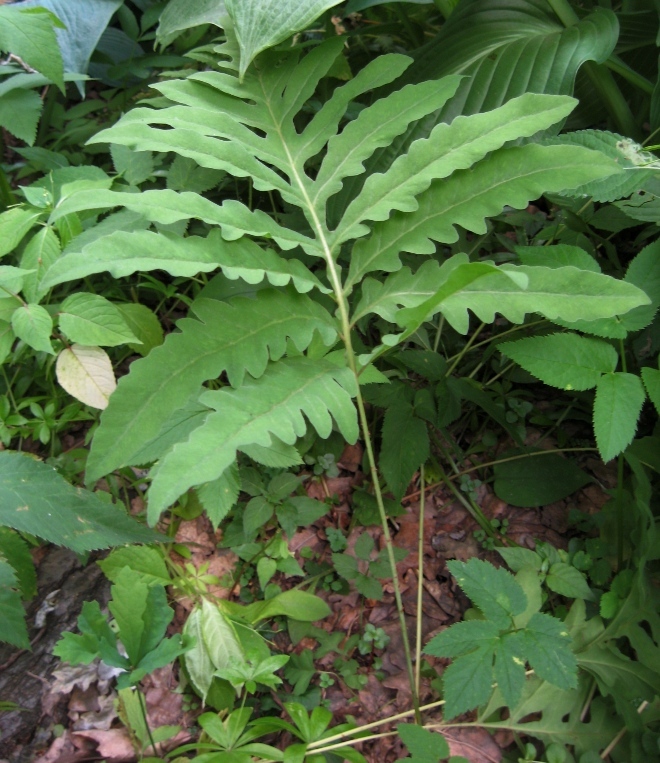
[0,1,659,762]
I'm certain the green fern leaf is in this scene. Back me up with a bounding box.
[42,230,327,293]
[331,93,579,247]
[147,357,358,522]
[86,290,337,482]
[346,143,621,288]
[49,189,319,255]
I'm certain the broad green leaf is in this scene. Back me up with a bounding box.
[0,89,43,145]
[58,293,140,347]
[87,290,337,483]
[447,558,527,629]
[346,144,621,287]
[56,344,116,409]
[200,599,245,672]
[0,452,163,552]
[494,632,526,711]
[379,401,429,502]
[115,303,163,357]
[594,373,646,462]
[0,6,64,90]
[53,600,122,667]
[244,496,275,537]
[0,320,14,364]
[546,563,594,601]
[0,558,30,648]
[424,620,501,659]
[499,334,617,391]
[0,207,43,257]
[0,266,33,294]
[442,644,497,720]
[167,155,225,194]
[397,724,450,763]
[641,367,660,415]
[20,226,61,303]
[225,0,342,79]
[523,613,577,690]
[333,93,580,247]
[0,528,36,599]
[147,357,357,521]
[245,590,331,623]
[493,450,591,507]
[98,546,170,587]
[11,303,54,354]
[496,547,542,574]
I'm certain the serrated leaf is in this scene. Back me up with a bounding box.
[98,546,170,587]
[111,145,154,186]
[442,644,497,720]
[0,528,36,599]
[448,558,527,628]
[379,401,429,502]
[641,367,660,415]
[354,573,383,600]
[397,724,450,763]
[11,303,54,354]
[424,620,501,659]
[225,0,341,79]
[594,373,646,462]
[147,357,358,522]
[496,547,542,573]
[523,613,577,690]
[621,238,660,332]
[0,89,43,145]
[167,155,225,193]
[499,334,617,391]
[197,463,241,530]
[546,563,594,601]
[87,290,337,482]
[0,558,30,648]
[58,293,140,347]
[53,600,122,667]
[494,632,526,710]
[0,451,163,552]
[56,344,116,410]
[0,6,64,90]
[493,450,592,507]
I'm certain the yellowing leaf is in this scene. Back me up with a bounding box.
[56,344,116,409]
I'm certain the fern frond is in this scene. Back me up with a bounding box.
[49,189,320,255]
[331,93,579,247]
[345,143,620,290]
[146,356,358,522]
[86,290,337,482]
[42,230,328,293]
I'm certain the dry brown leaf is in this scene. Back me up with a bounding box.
[442,726,502,763]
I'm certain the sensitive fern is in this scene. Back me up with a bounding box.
[38,31,649,525]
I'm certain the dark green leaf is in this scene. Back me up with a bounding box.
[442,644,496,720]
[424,620,501,659]
[523,613,577,690]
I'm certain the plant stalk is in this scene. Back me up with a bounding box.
[415,464,425,698]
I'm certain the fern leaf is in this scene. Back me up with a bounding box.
[331,93,580,247]
[42,230,327,293]
[49,189,319,255]
[147,357,358,522]
[346,143,621,289]
[86,290,337,482]
[312,76,462,212]
[354,255,649,335]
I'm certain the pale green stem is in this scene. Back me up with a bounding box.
[415,464,425,698]
[274,130,421,722]
[445,322,485,377]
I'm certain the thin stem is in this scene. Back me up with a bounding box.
[445,322,485,377]
[444,320,546,362]
[415,464,425,699]
[137,688,159,759]
[311,730,398,756]
[600,701,649,759]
